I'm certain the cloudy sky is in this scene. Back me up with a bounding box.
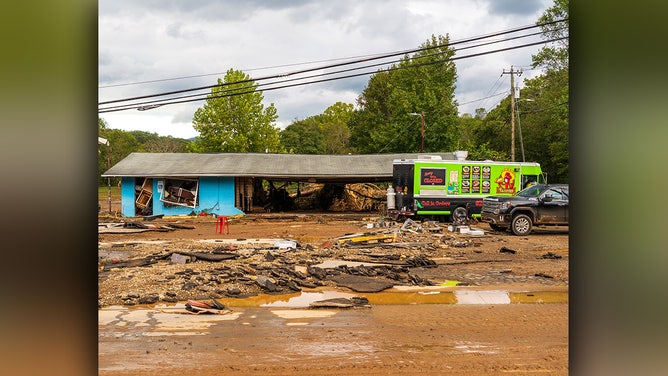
[99,0,553,139]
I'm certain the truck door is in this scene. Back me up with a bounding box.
[393,163,414,211]
[536,188,568,223]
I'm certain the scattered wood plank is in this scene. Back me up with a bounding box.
[98,228,153,234]
[337,233,395,245]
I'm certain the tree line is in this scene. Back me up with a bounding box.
[99,0,568,185]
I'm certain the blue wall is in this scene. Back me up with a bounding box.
[121,176,245,217]
[121,177,137,216]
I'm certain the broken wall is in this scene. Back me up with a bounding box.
[120,176,244,217]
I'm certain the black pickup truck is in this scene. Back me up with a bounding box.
[480,184,569,235]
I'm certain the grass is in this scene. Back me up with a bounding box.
[98,185,121,199]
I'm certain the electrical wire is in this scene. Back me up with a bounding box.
[100,36,565,114]
[99,19,567,113]
[100,21,553,106]
[99,21,564,91]
[100,32,548,113]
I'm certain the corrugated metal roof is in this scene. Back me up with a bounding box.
[102,152,456,183]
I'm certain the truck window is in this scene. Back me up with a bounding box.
[521,175,538,189]
[545,189,565,200]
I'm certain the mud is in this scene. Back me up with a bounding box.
[98,212,568,375]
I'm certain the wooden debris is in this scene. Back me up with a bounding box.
[337,233,395,245]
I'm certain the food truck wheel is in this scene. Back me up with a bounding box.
[452,207,468,224]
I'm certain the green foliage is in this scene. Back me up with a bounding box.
[97,4,569,184]
[97,117,190,185]
[280,118,325,154]
[98,121,141,185]
[533,0,569,72]
[320,102,354,154]
[142,136,188,153]
[280,102,354,154]
[451,0,568,182]
[518,70,569,182]
[349,34,459,153]
[190,69,282,153]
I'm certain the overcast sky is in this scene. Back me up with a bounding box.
[99,0,553,139]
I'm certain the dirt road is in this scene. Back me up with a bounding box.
[99,303,567,375]
[98,212,568,375]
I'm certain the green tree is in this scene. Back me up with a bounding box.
[469,97,513,159]
[143,136,188,153]
[470,0,568,181]
[280,102,354,154]
[98,117,141,185]
[320,102,354,154]
[280,118,324,154]
[528,0,569,182]
[455,111,508,161]
[533,0,569,72]
[350,34,458,153]
[190,69,282,153]
[516,71,569,182]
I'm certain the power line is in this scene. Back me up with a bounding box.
[100,21,553,106]
[99,36,566,113]
[101,33,546,113]
[99,21,565,91]
[458,90,509,106]
[99,20,567,113]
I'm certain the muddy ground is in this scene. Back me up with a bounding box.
[98,211,568,375]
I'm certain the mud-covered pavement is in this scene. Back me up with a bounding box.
[99,301,568,375]
[98,213,568,375]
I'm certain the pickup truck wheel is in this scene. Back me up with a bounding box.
[511,214,532,236]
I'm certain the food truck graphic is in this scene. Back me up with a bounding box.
[387,153,544,221]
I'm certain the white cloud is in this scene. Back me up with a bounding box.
[99,0,552,137]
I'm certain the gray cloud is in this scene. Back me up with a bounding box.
[99,0,552,138]
[486,0,547,16]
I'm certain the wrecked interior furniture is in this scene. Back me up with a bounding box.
[135,178,153,211]
[160,178,199,208]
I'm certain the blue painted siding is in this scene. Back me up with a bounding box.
[120,176,244,217]
[121,177,136,216]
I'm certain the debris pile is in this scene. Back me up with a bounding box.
[98,216,567,307]
[329,183,386,212]
[184,299,229,314]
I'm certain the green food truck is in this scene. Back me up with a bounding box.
[387,152,545,222]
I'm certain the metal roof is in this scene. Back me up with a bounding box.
[102,152,456,183]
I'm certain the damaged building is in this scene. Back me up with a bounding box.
[102,152,455,217]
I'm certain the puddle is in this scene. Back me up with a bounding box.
[99,305,241,337]
[365,291,458,305]
[218,289,566,307]
[100,290,568,323]
[509,291,568,304]
[454,290,511,304]
[270,309,338,319]
[262,291,356,308]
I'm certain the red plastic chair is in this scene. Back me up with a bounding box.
[215,216,229,234]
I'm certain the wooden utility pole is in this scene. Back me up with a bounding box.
[502,66,522,161]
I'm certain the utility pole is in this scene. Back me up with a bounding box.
[502,66,522,161]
